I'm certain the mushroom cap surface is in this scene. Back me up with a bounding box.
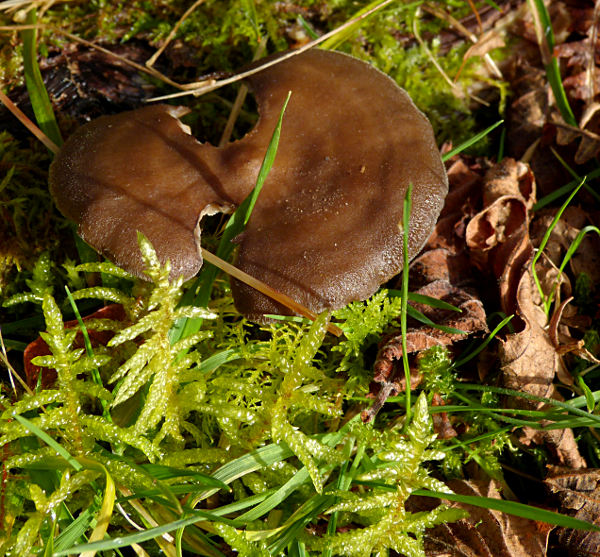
[49,49,448,319]
[229,49,448,318]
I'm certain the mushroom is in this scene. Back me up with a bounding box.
[49,49,448,320]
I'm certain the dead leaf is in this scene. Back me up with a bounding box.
[363,279,488,422]
[466,158,536,324]
[408,479,550,557]
[499,269,559,401]
[545,466,600,555]
[465,159,534,273]
[432,392,458,439]
[499,269,585,468]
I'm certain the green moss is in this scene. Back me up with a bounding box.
[418,345,455,397]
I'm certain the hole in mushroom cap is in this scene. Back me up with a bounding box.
[180,86,259,147]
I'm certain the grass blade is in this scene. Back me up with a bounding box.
[405,305,466,335]
[452,314,513,368]
[170,92,292,344]
[400,184,412,422]
[531,177,586,315]
[529,0,577,126]
[21,9,63,148]
[442,119,503,161]
[415,489,600,532]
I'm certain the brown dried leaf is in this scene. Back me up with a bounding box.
[499,269,558,401]
[466,158,536,323]
[466,159,534,273]
[408,479,550,557]
[545,467,600,555]
[499,269,585,468]
[364,279,488,422]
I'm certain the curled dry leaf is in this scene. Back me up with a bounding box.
[408,479,550,557]
[466,158,535,322]
[465,158,586,468]
[497,272,585,467]
[545,466,600,555]
[464,157,535,323]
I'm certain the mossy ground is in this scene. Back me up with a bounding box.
[0,2,516,555]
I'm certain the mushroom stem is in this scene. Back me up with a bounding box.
[200,248,343,337]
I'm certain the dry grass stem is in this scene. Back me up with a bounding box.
[149,0,397,102]
[145,0,207,69]
[218,37,267,147]
[0,88,59,152]
[201,248,344,336]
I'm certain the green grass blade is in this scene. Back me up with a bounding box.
[455,383,600,425]
[401,184,412,422]
[220,90,292,251]
[530,0,576,126]
[452,314,513,368]
[415,489,600,531]
[21,9,63,147]
[53,507,95,551]
[53,509,243,555]
[406,292,462,312]
[43,518,57,557]
[238,468,310,522]
[12,413,82,471]
[169,92,292,344]
[549,225,600,307]
[389,289,462,312]
[267,494,336,554]
[194,443,294,503]
[405,305,467,335]
[64,286,111,420]
[534,168,600,210]
[531,177,586,315]
[442,120,503,161]
[141,463,229,490]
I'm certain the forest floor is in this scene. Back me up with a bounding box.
[0,1,599,555]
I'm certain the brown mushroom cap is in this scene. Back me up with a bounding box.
[49,49,448,318]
